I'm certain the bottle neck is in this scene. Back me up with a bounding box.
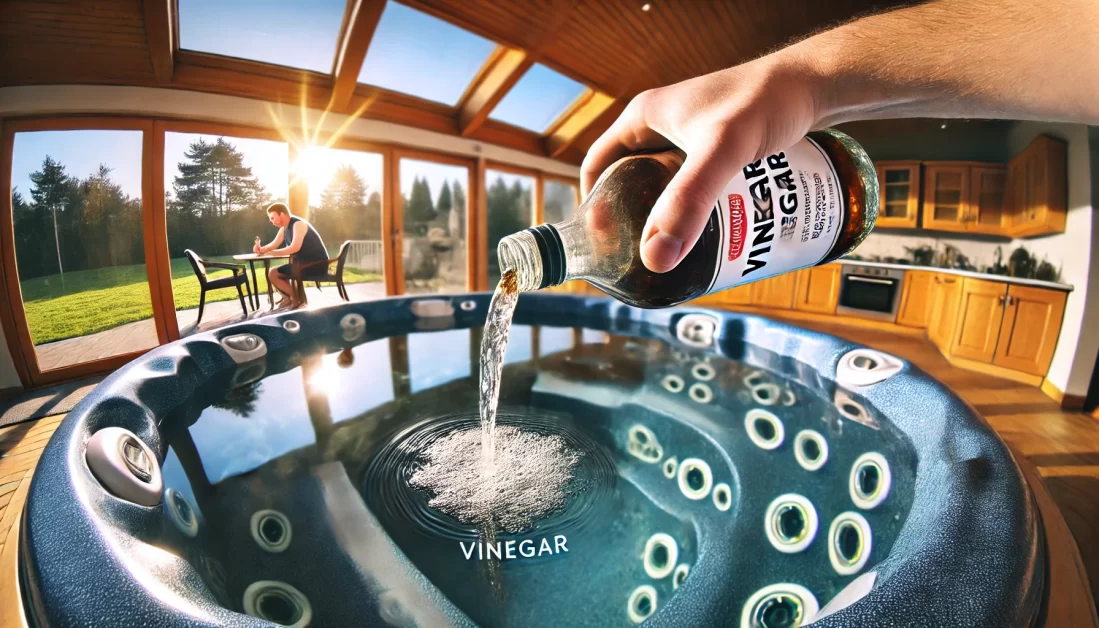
[497,225,566,291]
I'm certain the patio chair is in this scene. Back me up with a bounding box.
[184,250,252,325]
[291,241,352,304]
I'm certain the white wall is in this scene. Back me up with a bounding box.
[0,85,582,392]
[1005,122,1095,397]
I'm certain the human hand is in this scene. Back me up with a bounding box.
[581,55,822,273]
[253,242,261,255]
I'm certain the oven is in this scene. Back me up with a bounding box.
[836,265,906,322]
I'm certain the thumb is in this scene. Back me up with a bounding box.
[640,145,750,273]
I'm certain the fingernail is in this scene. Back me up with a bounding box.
[641,230,684,273]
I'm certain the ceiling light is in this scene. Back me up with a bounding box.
[642,3,651,11]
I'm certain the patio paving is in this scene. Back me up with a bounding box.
[33,282,387,373]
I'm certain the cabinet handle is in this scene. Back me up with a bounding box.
[942,278,957,284]
[933,276,941,284]
[1006,295,1015,306]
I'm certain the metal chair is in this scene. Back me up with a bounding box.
[291,241,353,304]
[184,250,252,324]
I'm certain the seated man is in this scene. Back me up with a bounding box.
[254,202,329,309]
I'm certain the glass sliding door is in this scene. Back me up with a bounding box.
[163,131,288,334]
[299,146,385,302]
[6,127,158,377]
[397,154,472,294]
[485,168,535,286]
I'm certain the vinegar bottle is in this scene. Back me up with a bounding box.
[498,129,878,309]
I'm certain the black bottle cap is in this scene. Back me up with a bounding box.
[529,224,566,289]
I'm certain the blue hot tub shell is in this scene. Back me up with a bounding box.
[19,293,1046,627]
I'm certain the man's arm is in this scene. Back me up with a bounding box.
[258,227,286,255]
[271,222,306,256]
[581,0,1099,274]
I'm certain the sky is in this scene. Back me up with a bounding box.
[178,0,586,130]
[12,131,144,199]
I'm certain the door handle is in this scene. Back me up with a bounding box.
[847,276,895,285]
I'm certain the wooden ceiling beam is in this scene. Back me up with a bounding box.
[328,0,387,113]
[543,90,618,158]
[456,46,533,137]
[143,0,175,84]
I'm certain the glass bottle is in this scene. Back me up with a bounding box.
[498,129,878,309]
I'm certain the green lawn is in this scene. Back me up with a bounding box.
[21,257,380,345]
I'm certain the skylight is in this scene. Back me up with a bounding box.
[179,0,346,74]
[489,64,588,132]
[358,1,497,105]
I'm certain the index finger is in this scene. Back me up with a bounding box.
[580,95,675,198]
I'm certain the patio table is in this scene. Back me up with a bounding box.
[232,253,292,310]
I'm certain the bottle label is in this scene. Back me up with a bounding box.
[708,137,843,294]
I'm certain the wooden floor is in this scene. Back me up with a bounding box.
[0,321,1095,623]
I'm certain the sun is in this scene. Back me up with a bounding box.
[292,145,339,194]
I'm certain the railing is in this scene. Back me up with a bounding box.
[346,240,384,273]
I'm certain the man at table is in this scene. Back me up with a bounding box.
[253,202,330,309]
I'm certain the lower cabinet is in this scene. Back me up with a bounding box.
[927,274,963,351]
[895,270,934,327]
[751,273,799,309]
[946,278,1067,376]
[991,284,1067,375]
[793,266,842,314]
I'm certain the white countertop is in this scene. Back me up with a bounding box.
[837,259,1074,292]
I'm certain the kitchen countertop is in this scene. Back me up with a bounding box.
[837,259,1074,292]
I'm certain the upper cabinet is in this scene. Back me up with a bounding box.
[869,134,1065,237]
[1006,134,1067,237]
[874,161,921,228]
[921,163,970,231]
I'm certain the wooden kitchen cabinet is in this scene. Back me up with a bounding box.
[950,278,1008,362]
[927,273,963,351]
[689,284,753,308]
[921,164,970,231]
[751,274,798,309]
[895,270,934,327]
[875,161,921,228]
[992,285,1067,375]
[1007,134,1067,237]
[793,265,841,314]
[967,165,1009,234]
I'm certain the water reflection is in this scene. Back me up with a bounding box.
[153,323,916,628]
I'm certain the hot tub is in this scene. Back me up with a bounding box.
[19,293,1046,627]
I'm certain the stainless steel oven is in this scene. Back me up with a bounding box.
[836,265,906,322]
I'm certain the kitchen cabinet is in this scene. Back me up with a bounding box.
[895,270,934,327]
[1007,134,1067,237]
[927,273,963,351]
[992,285,1067,375]
[921,164,970,232]
[950,278,1008,362]
[751,273,798,309]
[793,265,842,314]
[967,166,1009,234]
[875,161,921,228]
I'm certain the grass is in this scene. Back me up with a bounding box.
[20,257,380,345]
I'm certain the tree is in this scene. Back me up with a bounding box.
[168,137,272,257]
[451,180,467,236]
[405,176,436,233]
[436,181,453,234]
[29,156,73,279]
[486,176,530,283]
[313,164,379,248]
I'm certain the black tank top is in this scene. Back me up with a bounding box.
[282,216,328,262]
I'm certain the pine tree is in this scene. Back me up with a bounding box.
[405,176,436,233]
[29,156,73,278]
[436,181,453,234]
